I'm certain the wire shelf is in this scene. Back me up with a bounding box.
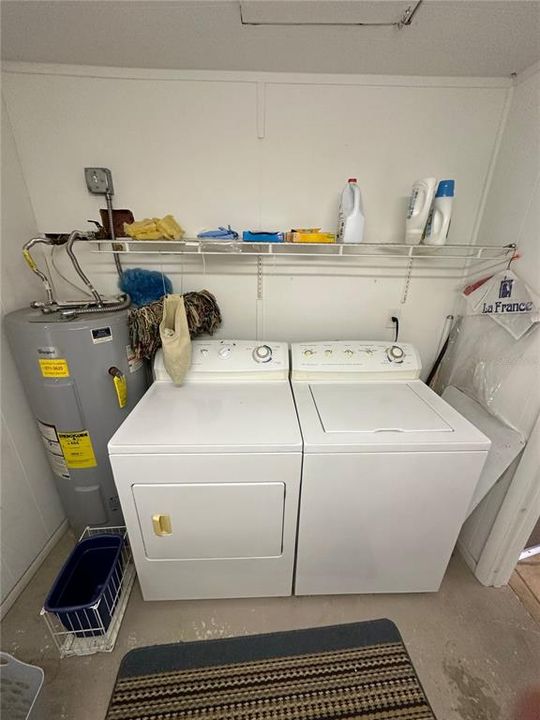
[90,238,516,261]
[40,526,135,658]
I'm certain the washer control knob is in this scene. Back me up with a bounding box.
[325,349,333,356]
[200,348,209,356]
[218,346,232,359]
[386,345,405,363]
[303,349,314,357]
[344,349,354,357]
[253,344,272,363]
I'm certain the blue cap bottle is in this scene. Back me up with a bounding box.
[435,179,455,198]
[424,180,455,246]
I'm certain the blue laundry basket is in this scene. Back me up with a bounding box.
[44,533,124,637]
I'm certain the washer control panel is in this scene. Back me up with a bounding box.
[154,340,288,381]
[291,341,421,381]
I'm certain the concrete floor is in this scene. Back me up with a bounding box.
[2,533,540,720]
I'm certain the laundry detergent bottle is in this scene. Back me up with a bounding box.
[423,179,455,246]
[337,178,365,243]
[405,177,437,245]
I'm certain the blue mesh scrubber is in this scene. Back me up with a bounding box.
[120,268,172,307]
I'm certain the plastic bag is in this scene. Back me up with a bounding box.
[434,314,540,435]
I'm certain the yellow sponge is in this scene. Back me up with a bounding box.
[124,214,184,240]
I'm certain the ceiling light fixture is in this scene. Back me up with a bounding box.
[239,1,423,29]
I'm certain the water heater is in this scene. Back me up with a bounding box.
[5,308,148,534]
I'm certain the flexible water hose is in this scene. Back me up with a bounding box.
[59,294,131,317]
[22,237,56,305]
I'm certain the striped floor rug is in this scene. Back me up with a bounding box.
[106,620,436,720]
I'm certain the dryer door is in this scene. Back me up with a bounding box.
[133,482,285,560]
[109,452,301,599]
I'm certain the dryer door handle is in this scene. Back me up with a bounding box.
[152,514,173,536]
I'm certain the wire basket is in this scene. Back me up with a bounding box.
[40,526,135,658]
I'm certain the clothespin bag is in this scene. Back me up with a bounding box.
[159,294,191,384]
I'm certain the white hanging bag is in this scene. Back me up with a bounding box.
[159,294,192,384]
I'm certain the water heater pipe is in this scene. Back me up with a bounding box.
[22,236,56,305]
[22,232,130,316]
[65,231,103,305]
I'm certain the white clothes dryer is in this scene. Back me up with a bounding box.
[108,340,302,600]
[290,341,491,595]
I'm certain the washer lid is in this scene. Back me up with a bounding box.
[311,383,451,433]
[293,380,491,453]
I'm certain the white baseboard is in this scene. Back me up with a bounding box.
[457,538,479,575]
[0,520,68,621]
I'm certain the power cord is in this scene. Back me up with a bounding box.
[391,316,399,343]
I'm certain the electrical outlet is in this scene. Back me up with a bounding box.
[84,167,114,195]
[385,309,401,329]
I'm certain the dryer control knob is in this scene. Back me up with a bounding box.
[386,345,405,363]
[253,344,272,363]
[218,346,232,359]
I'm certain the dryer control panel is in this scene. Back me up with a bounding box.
[154,340,289,382]
[291,341,422,381]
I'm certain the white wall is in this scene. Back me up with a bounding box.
[478,64,540,295]
[453,65,540,572]
[1,100,66,617]
[1,65,513,378]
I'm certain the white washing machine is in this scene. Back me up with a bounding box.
[291,340,491,595]
[108,340,302,600]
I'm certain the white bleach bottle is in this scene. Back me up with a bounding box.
[337,178,365,243]
[405,177,437,245]
[423,179,455,246]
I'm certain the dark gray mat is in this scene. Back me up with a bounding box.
[107,619,436,719]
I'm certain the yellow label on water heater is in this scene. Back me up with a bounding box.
[39,358,70,378]
[58,431,97,469]
[113,375,128,408]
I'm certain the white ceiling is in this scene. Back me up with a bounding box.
[1,1,539,77]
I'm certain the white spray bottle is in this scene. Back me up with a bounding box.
[337,178,365,243]
[405,177,437,245]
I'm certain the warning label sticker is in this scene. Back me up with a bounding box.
[37,420,70,479]
[126,345,143,374]
[39,358,70,378]
[58,431,97,469]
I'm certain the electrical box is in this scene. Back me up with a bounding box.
[84,167,114,195]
